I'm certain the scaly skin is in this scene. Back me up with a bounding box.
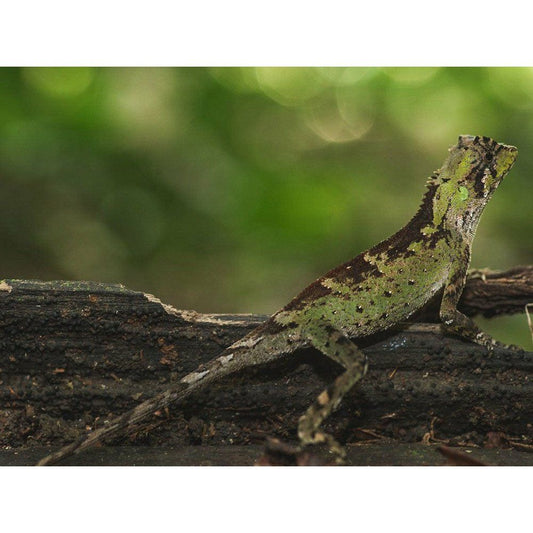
[37,135,517,466]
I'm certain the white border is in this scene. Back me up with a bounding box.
[1,1,531,66]
[1,467,530,532]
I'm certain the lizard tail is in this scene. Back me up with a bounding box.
[37,380,194,466]
[36,327,286,466]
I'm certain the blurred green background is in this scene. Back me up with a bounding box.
[0,67,531,347]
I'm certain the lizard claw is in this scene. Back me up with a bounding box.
[491,341,523,353]
[474,333,522,354]
[258,437,345,466]
[477,334,523,354]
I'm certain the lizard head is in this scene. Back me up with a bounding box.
[452,135,517,195]
[429,135,517,236]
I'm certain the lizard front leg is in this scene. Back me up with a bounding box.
[298,322,368,463]
[440,258,518,351]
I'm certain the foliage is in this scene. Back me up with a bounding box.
[0,67,530,345]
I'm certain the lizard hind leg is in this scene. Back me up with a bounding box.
[298,323,368,464]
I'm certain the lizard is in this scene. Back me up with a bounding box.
[37,134,518,466]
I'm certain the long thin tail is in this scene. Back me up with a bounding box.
[37,380,194,466]
[37,326,293,466]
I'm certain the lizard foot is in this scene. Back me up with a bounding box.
[299,431,347,465]
[476,333,523,354]
[257,437,330,466]
[257,434,347,466]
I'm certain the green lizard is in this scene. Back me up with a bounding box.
[37,135,518,466]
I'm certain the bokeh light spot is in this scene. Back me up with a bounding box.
[105,68,183,148]
[209,67,259,93]
[335,85,376,140]
[305,97,373,143]
[487,67,533,110]
[386,83,477,150]
[382,67,439,86]
[23,67,94,97]
[316,67,375,86]
[254,67,327,106]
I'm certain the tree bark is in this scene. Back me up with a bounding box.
[0,267,531,465]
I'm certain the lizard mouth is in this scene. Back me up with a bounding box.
[496,145,518,179]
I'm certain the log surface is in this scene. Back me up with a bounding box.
[0,267,531,466]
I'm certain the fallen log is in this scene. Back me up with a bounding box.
[0,267,531,465]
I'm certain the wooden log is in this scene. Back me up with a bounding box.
[1,443,532,466]
[0,267,531,465]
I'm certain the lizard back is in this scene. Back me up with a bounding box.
[271,135,517,338]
